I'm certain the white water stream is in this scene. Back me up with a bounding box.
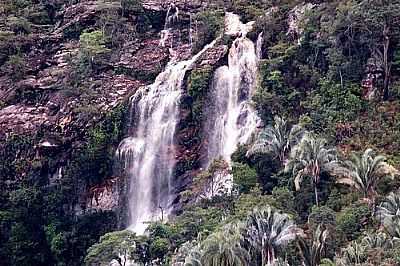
[203,13,261,191]
[117,38,218,233]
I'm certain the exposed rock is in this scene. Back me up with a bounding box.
[0,105,51,138]
[85,177,122,212]
[142,0,205,12]
[116,39,169,78]
[362,56,384,100]
[287,3,316,44]
[54,1,120,35]
[197,45,228,67]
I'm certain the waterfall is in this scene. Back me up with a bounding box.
[256,32,264,60]
[203,13,260,182]
[117,38,218,233]
[160,4,179,47]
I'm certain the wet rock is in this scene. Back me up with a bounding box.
[197,45,228,67]
[85,177,122,212]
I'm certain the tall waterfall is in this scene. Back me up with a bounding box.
[204,13,260,166]
[117,38,218,233]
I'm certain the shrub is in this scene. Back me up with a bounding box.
[232,163,258,194]
[302,79,364,136]
[336,203,370,241]
[187,67,213,123]
[230,0,270,22]
[1,54,26,80]
[121,0,142,16]
[272,186,295,213]
[308,205,336,231]
[193,10,224,53]
[149,238,170,261]
[6,16,31,34]
[77,30,110,73]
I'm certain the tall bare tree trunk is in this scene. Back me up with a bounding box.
[314,185,319,207]
[383,24,391,100]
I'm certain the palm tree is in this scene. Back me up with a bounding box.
[171,240,202,266]
[297,226,329,266]
[285,134,337,206]
[377,191,400,223]
[384,217,400,240]
[200,223,250,266]
[334,232,395,265]
[335,241,367,266]
[319,258,335,266]
[243,206,302,266]
[247,116,303,164]
[184,247,203,266]
[360,232,394,250]
[335,149,390,202]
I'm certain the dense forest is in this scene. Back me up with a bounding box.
[1,0,400,265]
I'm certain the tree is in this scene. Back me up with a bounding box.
[334,232,395,265]
[353,1,400,99]
[200,224,250,266]
[192,159,231,199]
[285,134,337,206]
[335,149,393,202]
[172,240,202,266]
[85,230,146,266]
[243,206,302,265]
[297,226,329,266]
[248,116,303,164]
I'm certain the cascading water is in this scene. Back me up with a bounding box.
[160,4,179,47]
[256,31,264,60]
[204,12,260,174]
[117,38,218,233]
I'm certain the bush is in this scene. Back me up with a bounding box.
[302,79,364,136]
[121,0,142,15]
[272,186,295,213]
[230,0,270,22]
[232,162,258,194]
[1,54,26,80]
[149,238,170,261]
[77,30,110,73]
[336,203,370,241]
[193,10,224,53]
[6,16,31,34]
[187,67,213,123]
[308,205,336,230]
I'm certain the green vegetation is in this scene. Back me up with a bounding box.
[77,30,111,73]
[193,10,224,53]
[1,54,26,80]
[187,67,213,124]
